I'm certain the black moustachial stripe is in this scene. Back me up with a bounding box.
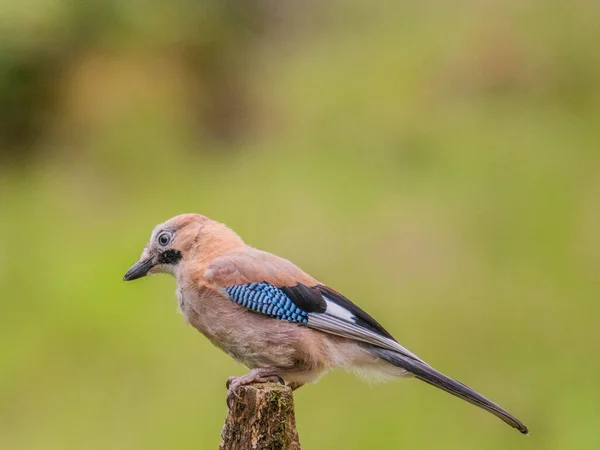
[317,285,395,340]
[158,249,182,265]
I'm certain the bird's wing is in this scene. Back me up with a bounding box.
[205,248,425,363]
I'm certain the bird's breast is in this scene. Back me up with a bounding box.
[176,286,186,318]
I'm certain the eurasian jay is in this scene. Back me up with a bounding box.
[123,214,528,434]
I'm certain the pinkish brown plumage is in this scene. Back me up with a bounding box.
[123,213,528,434]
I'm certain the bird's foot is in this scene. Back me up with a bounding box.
[226,369,284,409]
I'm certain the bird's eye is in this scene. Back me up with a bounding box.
[157,232,172,246]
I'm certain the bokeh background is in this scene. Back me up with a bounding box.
[1,1,599,449]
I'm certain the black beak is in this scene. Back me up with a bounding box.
[123,257,155,281]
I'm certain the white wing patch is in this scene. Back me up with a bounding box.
[324,298,355,322]
[308,298,426,364]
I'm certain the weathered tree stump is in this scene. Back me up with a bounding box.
[220,383,301,450]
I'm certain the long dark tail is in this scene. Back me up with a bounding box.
[369,347,528,434]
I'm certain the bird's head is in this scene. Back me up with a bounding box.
[123,213,243,281]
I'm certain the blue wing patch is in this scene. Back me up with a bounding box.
[225,282,309,323]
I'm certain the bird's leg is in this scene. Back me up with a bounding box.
[226,368,284,409]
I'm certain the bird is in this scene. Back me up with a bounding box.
[123,213,528,434]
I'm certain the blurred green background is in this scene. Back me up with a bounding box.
[1,0,599,449]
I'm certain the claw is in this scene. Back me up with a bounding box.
[226,385,241,410]
[225,369,284,409]
[226,376,237,389]
[226,391,234,410]
[266,375,285,385]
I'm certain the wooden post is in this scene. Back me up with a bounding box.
[220,383,301,450]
